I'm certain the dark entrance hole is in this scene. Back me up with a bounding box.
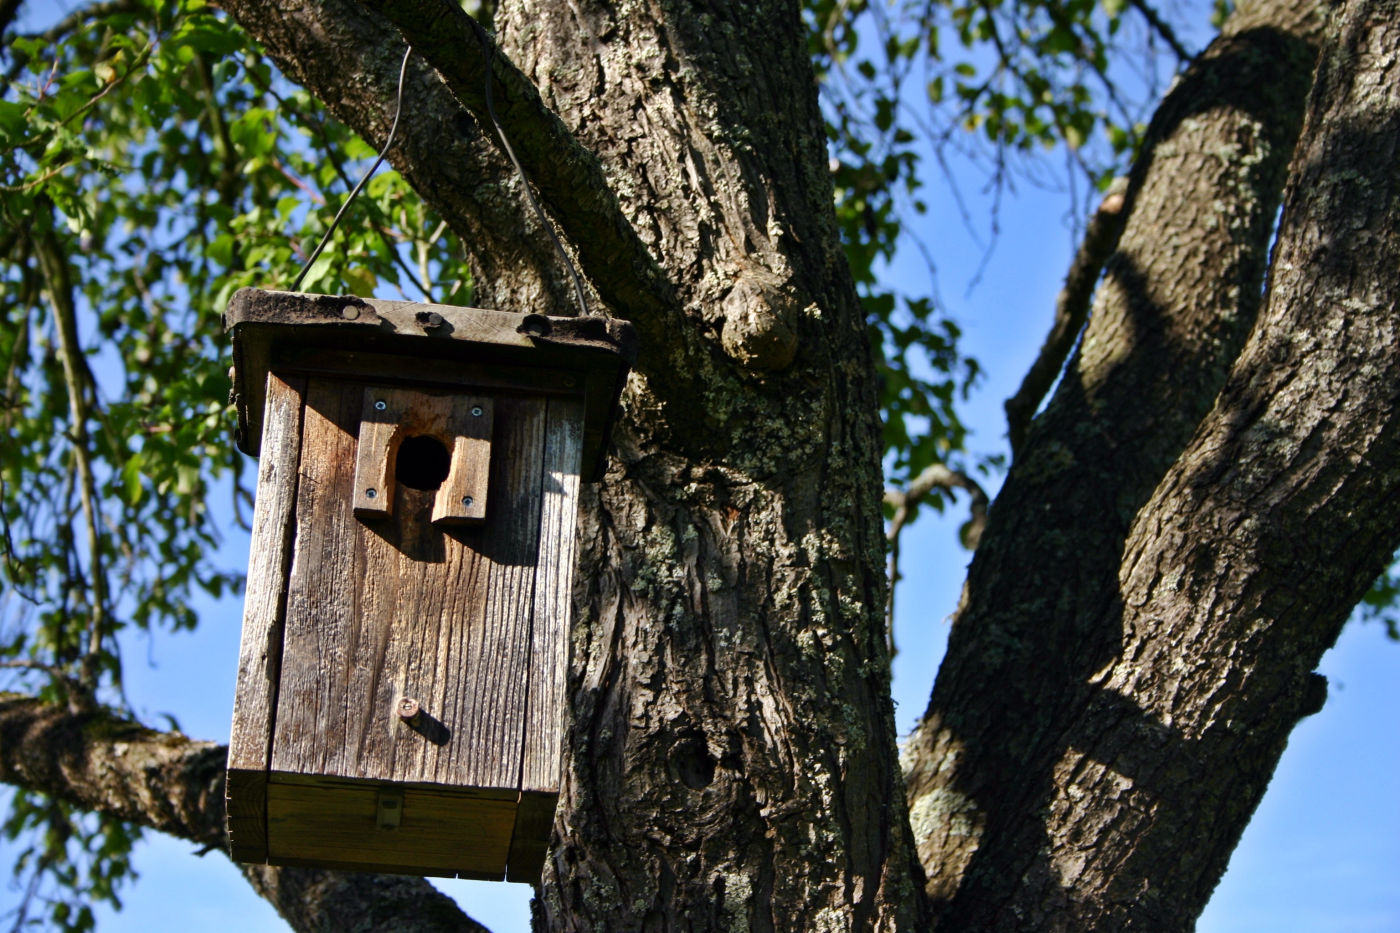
[396,435,450,491]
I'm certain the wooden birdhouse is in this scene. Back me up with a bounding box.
[223,287,634,881]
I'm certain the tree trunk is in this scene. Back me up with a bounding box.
[903,0,1400,928]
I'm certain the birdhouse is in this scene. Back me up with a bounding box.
[222,287,635,881]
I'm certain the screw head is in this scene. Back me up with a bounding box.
[365,488,377,499]
[341,306,360,321]
[462,496,474,508]
[471,406,483,417]
[374,399,387,411]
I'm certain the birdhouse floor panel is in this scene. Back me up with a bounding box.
[265,774,521,880]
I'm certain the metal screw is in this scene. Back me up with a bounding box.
[365,488,377,499]
[375,399,387,411]
[471,406,483,417]
[397,697,423,726]
[562,375,578,388]
[341,306,360,321]
[462,496,474,508]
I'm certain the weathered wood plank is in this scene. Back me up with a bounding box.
[441,395,546,789]
[521,397,584,795]
[506,790,559,883]
[432,397,492,526]
[225,768,269,863]
[226,371,306,862]
[351,391,396,519]
[270,378,363,779]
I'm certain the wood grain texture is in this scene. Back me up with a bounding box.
[351,396,395,519]
[507,790,558,882]
[265,776,517,879]
[271,382,546,794]
[226,371,306,862]
[442,394,545,789]
[432,397,492,526]
[521,397,583,794]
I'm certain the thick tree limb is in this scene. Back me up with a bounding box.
[904,0,1331,925]
[1003,177,1127,457]
[0,695,486,933]
[364,0,677,342]
[218,0,572,313]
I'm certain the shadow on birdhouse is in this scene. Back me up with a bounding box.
[223,288,635,881]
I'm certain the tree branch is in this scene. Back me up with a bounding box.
[364,0,677,341]
[1004,177,1128,457]
[884,464,988,655]
[31,227,107,695]
[0,694,489,933]
[1127,0,1193,63]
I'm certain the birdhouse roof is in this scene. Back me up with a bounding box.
[225,288,636,480]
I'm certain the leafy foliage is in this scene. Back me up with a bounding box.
[807,0,1186,498]
[0,1,463,925]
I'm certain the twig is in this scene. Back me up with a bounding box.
[32,228,108,693]
[1127,0,1192,63]
[884,464,989,658]
[0,660,89,711]
[1004,177,1129,457]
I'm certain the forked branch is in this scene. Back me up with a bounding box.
[884,464,989,655]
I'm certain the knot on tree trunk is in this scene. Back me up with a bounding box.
[719,272,801,371]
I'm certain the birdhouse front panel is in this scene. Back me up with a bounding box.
[222,289,634,882]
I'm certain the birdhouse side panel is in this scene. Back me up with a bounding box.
[227,371,307,863]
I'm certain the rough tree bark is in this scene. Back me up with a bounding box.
[4,0,1399,930]
[903,0,1400,928]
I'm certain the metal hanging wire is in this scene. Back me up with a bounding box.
[292,45,414,292]
[480,38,591,318]
[292,36,592,318]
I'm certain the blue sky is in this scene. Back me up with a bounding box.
[4,1,1398,929]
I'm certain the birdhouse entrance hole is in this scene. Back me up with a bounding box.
[396,435,451,491]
